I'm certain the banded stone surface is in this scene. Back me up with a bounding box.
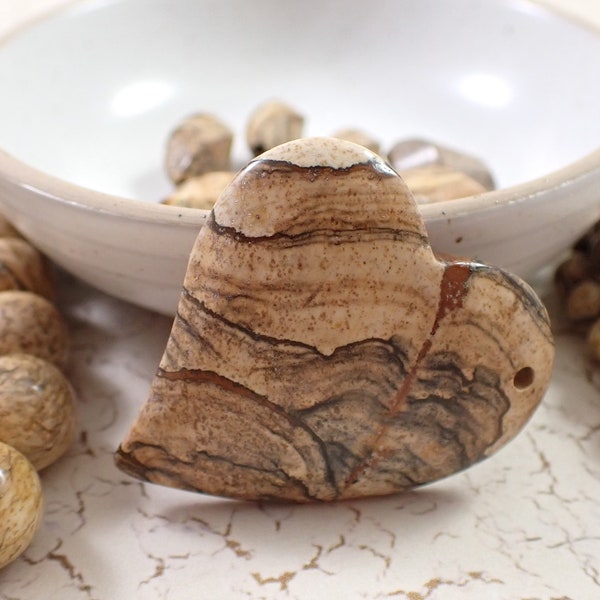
[116,137,554,502]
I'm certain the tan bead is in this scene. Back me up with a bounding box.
[165,113,233,184]
[0,442,43,569]
[0,291,69,367]
[0,214,21,238]
[388,138,495,190]
[587,319,600,362]
[401,165,487,202]
[554,251,592,297]
[566,279,600,321]
[116,137,554,503]
[246,100,304,156]
[0,354,76,471]
[0,238,54,300]
[162,171,236,210]
[331,128,380,154]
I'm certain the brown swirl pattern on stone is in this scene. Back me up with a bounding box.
[116,137,554,502]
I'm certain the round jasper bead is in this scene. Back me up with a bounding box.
[0,442,43,570]
[0,354,76,471]
[0,237,55,300]
[0,291,69,367]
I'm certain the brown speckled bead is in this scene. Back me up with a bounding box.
[0,354,76,471]
[0,291,69,367]
[246,100,304,156]
[116,137,554,502]
[388,138,495,190]
[0,442,43,569]
[165,113,233,184]
[402,165,487,202]
[331,128,380,154]
[0,214,21,239]
[0,238,54,300]
[162,171,236,210]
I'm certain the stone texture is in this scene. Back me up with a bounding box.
[402,165,487,202]
[0,213,21,238]
[162,171,235,210]
[331,128,380,154]
[0,290,69,367]
[388,138,495,190]
[246,100,304,156]
[116,137,554,502]
[0,354,76,471]
[0,442,43,570]
[165,113,233,184]
[0,238,54,300]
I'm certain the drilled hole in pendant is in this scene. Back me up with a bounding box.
[513,366,534,390]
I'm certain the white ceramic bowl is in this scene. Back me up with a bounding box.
[0,0,599,314]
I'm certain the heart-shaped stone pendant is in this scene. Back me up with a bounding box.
[116,137,554,502]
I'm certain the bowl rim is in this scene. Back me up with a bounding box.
[2,143,600,226]
[0,0,599,228]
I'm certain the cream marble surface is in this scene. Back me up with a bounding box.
[1,0,600,599]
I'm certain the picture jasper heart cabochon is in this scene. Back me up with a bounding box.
[115,137,554,502]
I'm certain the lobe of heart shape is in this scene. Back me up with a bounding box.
[115,137,554,502]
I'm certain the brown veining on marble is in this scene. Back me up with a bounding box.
[385,571,505,599]
[116,137,554,502]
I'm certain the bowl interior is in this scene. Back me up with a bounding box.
[0,0,599,202]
